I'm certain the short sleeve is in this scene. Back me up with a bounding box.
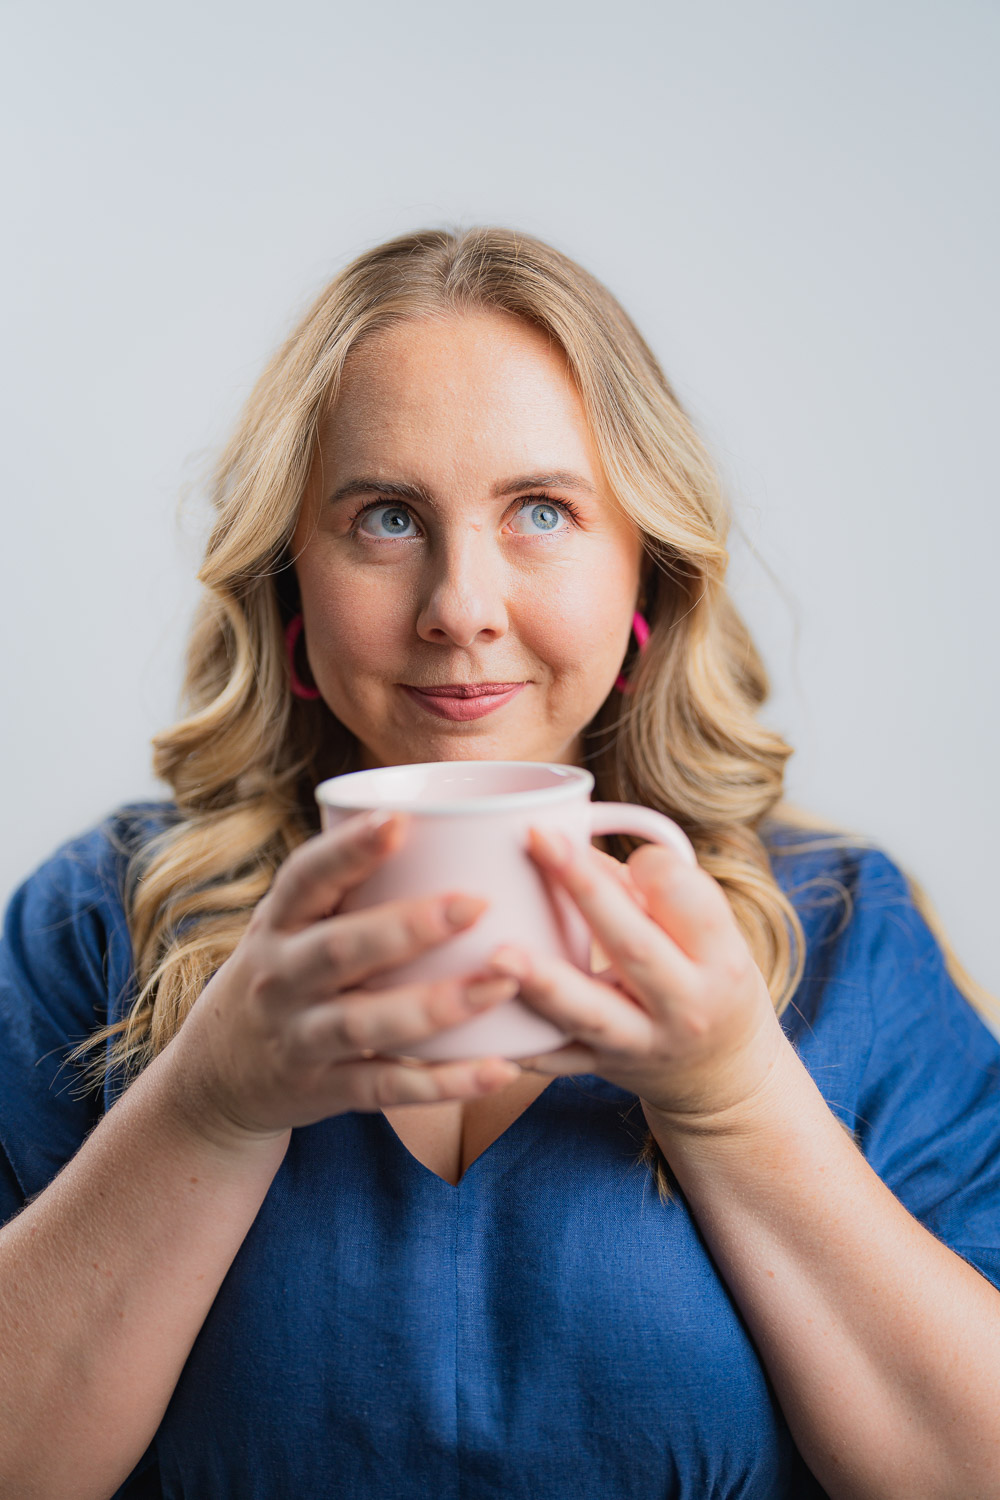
[0,817,143,1224]
[849,852,1000,1291]
[0,812,170,1498]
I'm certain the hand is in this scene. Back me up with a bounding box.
[168,811,523,1147]
[485,827,789,1128]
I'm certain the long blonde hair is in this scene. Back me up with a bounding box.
[67,225,998,1201]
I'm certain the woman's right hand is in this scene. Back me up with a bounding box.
[168,809,523,1147]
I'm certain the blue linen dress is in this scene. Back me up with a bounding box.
[2,802,999,1500]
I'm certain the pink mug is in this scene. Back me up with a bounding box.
[314,761,697,1061]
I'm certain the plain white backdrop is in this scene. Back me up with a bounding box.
[2,0,997,998]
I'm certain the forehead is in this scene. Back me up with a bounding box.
[318,311,598,474]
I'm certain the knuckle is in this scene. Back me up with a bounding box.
[372,1065,410,1109]
[322,925,352,972]
[245,899,272,939]
[282,1018,315,1067]
[427,979,465,1025]
[334,814,392,859]
[720,948,751,988]
[332,1002,372,1053]
[580,1004,613,1041]
[528,963,558,999]
[677,1008,711,1043]
[276,852,311,904]
[617,935,656,973]
[244,945,286,1007]
[407,902,446,948]
[329,822,374,865]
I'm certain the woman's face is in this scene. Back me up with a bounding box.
[291,309,645,770]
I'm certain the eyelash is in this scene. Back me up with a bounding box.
[347,492,583,538]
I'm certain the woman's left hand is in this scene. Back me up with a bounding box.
[484,828,789,1127]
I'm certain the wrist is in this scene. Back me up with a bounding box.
[152,1026,292,1162]
[640,1019,799,1144]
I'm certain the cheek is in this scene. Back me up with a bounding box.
[297,537,639,680]
[299,560,410,670]
[525,564,635,669]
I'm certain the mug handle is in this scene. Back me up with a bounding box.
[586,802,698,867]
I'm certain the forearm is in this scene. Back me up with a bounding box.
[645,1037,1000,1500]
[0,1035,290,1500]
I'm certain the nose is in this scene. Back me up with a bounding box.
[414,534,510,648]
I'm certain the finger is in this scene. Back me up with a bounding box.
[526,828,696,1000]
[587,851,628,977]
[589,848,651,914]
[289,974,520,1060]
[515,1043,601,1077]
[626,843,742,966]
[487,945,657,1056]
[282,890,489,995]
[352,1055,524,1111]
[264,811,412,931]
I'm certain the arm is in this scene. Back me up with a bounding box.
[0,809,519,1499]
[0,1040,289,1500]
[489,827,1000,1500]
[643,1037,1000,1500]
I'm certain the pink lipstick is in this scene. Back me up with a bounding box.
[401,683,526,721]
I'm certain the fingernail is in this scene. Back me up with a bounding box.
[487,946,529,980]
[362,809,396,841]
[443,894,488,929]
[465,977,520,1008]
[478,1060,522,1087]
[530,827,571,864]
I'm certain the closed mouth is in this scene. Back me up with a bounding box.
[402,683,525,699]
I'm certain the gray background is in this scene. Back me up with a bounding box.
[2,0,997,998]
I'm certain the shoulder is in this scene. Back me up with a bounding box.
[6,800,180,923]
[1,800,181,1033]
[763,819,925,949]
[0,801,179,1210]
[762,819,916,972]
[762,816,999,1081]
[28,797,180,886]
[763,817,902,894]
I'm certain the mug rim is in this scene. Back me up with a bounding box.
[314,760,595,816]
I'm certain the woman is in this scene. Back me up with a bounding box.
[2,225,999,1500]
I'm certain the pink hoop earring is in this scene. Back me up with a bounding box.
[614,611,650,694]
[284,614,322,700]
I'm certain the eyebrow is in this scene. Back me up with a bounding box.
[327,471,598,507]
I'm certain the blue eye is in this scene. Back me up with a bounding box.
[510,501,566,535]
[349,492,580,541]
[356,504,418,539]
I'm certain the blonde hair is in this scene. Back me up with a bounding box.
[66,225,998,1202]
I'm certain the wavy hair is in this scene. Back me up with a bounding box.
[66,224,999,1202]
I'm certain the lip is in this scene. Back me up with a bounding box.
[404,681,525,699]
[401,683,527,721]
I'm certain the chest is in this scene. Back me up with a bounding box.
[381,938,616,1186]
[381,1072,554,1185]
[152,1099,813,1499]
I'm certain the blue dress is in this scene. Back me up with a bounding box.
[2,803,1000,1499]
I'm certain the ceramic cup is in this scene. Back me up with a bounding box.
[314,761,697,1061]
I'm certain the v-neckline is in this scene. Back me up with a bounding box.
[379,1076,558,1188]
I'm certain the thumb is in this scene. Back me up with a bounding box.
[588,846,651,914]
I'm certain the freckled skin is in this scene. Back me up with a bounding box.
[291,310,645,769]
